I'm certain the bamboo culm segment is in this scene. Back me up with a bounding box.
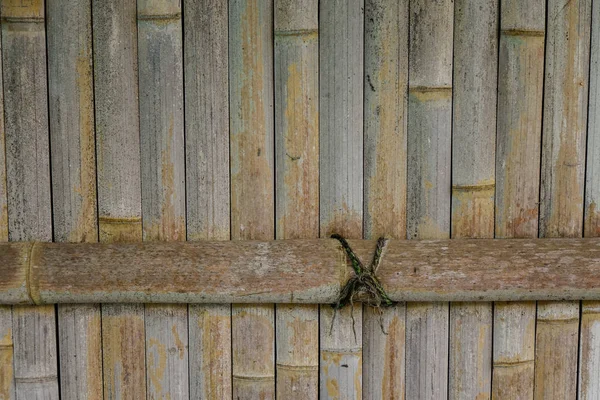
[2,238,600,304]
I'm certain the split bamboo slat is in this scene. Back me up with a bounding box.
[536,0,591,398]
[406,0,453,398]
[92,0,146,397]
[137,1,188,398]
[581,1,600,397]
[0,14,11,400]
[274,0,319,398]
[47,0,102,398]
[363,0,407,398]
[1,0,58,398]
[229,0,275,398]
[319,0,364,398]
[183,0,232,398]
[493,0,544,398]
[451,0,498,398]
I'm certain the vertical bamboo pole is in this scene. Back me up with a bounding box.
[0,21,13,400]
[229,1,275,398]
[319,0,364,398]
[406,0,453,398]
[1,1,58,398]
[536,0,591,399]
[137,1,188,398]
[493,0,544,398]
[274,0,319,398]
[363,0,407,398]
[92,1,146,398]
[450,0,498,399]
[581,1,600,398]
[47,0,102,398]
[184,0,231,397]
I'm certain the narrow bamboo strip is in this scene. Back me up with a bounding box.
[229,1,275,398]
[581,2,600,397]
[319,0,364,397]
[363,0,407,397]
[183,0,231,398]
[450,1,498,398]
[92,0,146,398]
[1,1,58,398]
[46,0,101,398]
[493,0,544,398]
[137,1,188,398]
[274,0,319,398]
[536,0,591,398]
[406,0,453,397]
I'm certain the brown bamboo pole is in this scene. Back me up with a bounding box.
[0,15,12,400]
[46,0,101,398]
[1,1,58,398]
[319,0,364,398]
[535,0,591,399]
[363,0,407,398]
[183,0,231,398]
[493,0,544,398]
[406,0,453,397]
[274,0,319,398]
[229,1,275,398]
[137,1,188,398]
[450,0,498,398]
[580,0,600,397]
[92,0,146,398]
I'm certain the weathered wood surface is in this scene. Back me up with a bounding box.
[47,0,102,398]
[92,0,146,398]
[493,1,544,398]
[536,0,591,399]
[3,238,600,304]
[1,0,58,398]
[274,0,319,398]
[229,1,275,398]
[363,0,407,398]
[581,3,600,398]
[319,1,364,398]
[137,1,188,399]
[450,1,498,399]
[406,0,453,398]
[184,0,231,398]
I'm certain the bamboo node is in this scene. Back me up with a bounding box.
[330,234,394,338]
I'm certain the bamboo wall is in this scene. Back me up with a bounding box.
[0,0,598,399]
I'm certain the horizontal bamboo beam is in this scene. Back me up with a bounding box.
[1,238,599,304]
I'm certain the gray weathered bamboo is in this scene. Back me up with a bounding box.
[406,0,453,397]
[92,0,146,397]
[137,1,188,398]
[182,15,232,393]
[184,0,232,398]
[581,1,600,397]
[363,0,407,397]
[1,0,58,398]
[47,0,102,398]
[493,0,544,398]
[450,1,498,398]
[229,1,275,398]
[536,0,591,398]
[274,0,319,398]
[320,0,364,398]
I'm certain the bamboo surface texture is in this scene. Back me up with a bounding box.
[406,0,453,398]
[535,0,591,399]
[363,0,407,398]
[493,0,544,398]
[274,0,320,398]
[47,0,102,398]
[184,0,232,398]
